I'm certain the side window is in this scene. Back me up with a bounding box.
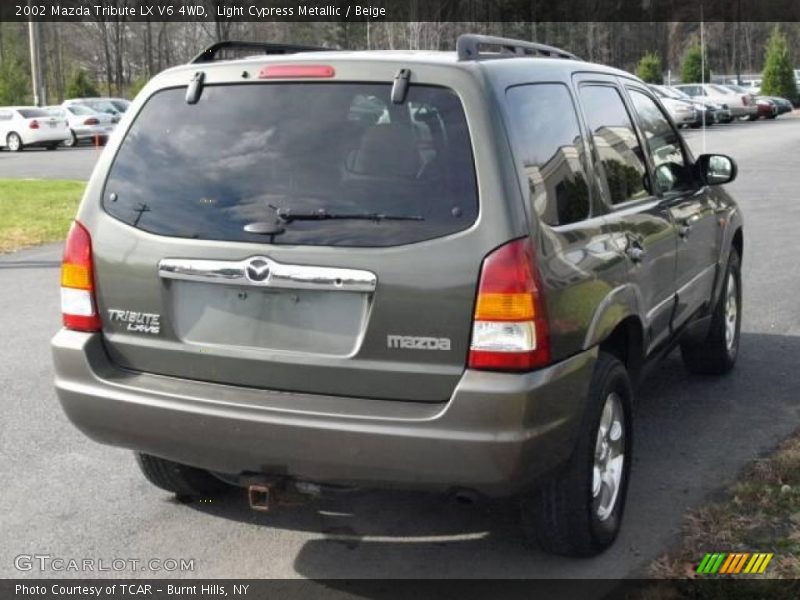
[506,83,590,226]
[579,85,648,205]
[628,89,695,195]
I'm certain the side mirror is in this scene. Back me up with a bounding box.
[696,154,737,185]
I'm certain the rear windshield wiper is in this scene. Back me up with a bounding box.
[276,208,424,223]
[243,207,424,236]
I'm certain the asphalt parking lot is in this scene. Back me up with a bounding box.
[1,116,800,580]
[0,145,102,180]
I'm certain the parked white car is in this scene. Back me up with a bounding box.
[47,104,116,147]
[0,106,71,152]
[673,83,758,119]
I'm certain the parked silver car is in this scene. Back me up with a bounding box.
[673,83,757,120]
[647,85,697,127]
[47,104,117,147]
[667,86,733,123]
[63,98,126,118]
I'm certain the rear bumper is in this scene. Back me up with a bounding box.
[731,105,758,118]
[73,125,115,139]
[22,129,71,145]
[52,330,595,496]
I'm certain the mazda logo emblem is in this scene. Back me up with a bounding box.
[245,258,271,283]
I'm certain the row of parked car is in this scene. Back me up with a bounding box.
[0,97,130,152]
[651,82,795,128]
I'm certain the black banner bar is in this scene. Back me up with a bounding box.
[5,579,800,600]
[3,0,800,23]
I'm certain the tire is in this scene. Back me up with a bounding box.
[62,131,77,148]
[521,352,633,557]
[747,114,758,121]
[680,250,741,375]
[6,132,22,152]
[135,453,228,499]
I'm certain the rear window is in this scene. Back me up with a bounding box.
[17,109,49,118]
[110,100,130,112]
[67,105,94,115]
[103,83,477,247]
[709,84,732,95]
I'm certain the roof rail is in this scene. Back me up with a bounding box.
[456,34,579,62]
[189,41,329,64]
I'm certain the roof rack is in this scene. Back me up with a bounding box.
[456,34,579,62]
[189,41,329,64]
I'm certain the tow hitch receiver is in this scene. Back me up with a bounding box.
[247,483,277,512]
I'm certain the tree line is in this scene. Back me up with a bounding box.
[1,20,798,104]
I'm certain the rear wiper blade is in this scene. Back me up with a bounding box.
[276,208,424,223]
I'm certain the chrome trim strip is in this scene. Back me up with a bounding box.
[158,256,377,292]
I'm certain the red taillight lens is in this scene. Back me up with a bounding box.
[742,95,749,105]
[29,120,39,129]
[83,117,99,126]
[61,221,101,332]
[258,64,335,79]
[468,238,551,372]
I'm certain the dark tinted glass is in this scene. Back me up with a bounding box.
[18,109,50,118]
[629,89,694,195]
[506,84,590,226]
[103,83,477,247]
[579,85,648,205]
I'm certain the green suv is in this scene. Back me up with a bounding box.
[52,35,743,556]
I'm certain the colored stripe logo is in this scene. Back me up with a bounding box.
[697,552,773,574]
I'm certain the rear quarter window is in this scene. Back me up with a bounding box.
[505,83,591,226]
[102,83,478,247]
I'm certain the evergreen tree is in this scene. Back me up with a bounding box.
[761,26,798,101]
[0,57,29,104]
[681,45,711,83]
[0,24,30,104]
[66,69,99,98]
[635,52,662,84]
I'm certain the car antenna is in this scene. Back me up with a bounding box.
[186,71,205,104]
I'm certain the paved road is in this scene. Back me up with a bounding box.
[0,145,101,180]
[1,117,800,581]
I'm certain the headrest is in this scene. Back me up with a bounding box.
[350,124,421,178]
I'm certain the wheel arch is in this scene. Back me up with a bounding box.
[583,285,646,383]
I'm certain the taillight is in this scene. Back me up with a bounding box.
[258,64,335,79]
[29,120,39,129]
[61,221,101,332]
[742,95,749,105]
[468,238,551,372]
[83,118,99,126]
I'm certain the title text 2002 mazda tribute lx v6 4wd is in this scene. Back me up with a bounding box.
[52,35,743,556]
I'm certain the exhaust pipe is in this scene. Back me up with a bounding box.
[248,483,277,512]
